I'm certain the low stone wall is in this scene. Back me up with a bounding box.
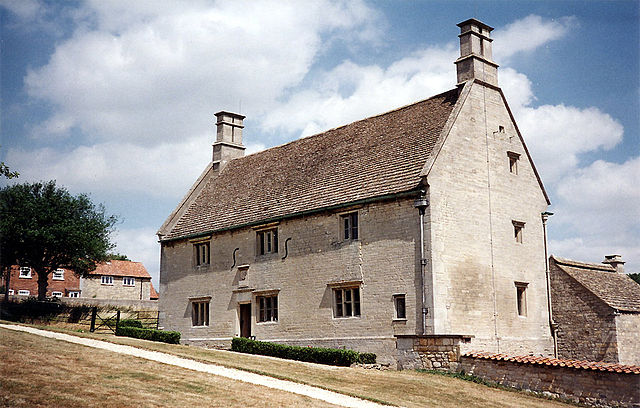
[460,354,640,408]
[60,297,158,311]
[395,334,472,371]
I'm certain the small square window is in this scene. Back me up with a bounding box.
[19,267,31,278]
[194,242,210,266]
[515,282,528,317]
[8,289,14,295]
[394,294,406,319]
[512,220,525,243]
[123,277,135,286]
[51,291,63,298]
[507,151,520,175]
[192,301,210,326]
[101,275,113,285]
[68,291,80,298]
[257,295,278,322]
[52,269,64,280]
[333,287,361,318]
[18,290,30,296]
[341,212,358,240]
[257,229,278,255]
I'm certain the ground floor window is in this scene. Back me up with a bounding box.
[257,295,278,322]
[51,291,63,298]
[394,294,406,319]
[18,290,30,296]
[68,291,80,298]
[333,287,360,318]
[515,282,528,317]
[8,289,14,295]
[192,300,210,326]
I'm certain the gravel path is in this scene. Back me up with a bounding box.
[0,324,390,408]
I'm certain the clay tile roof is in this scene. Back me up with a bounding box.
[164,89,460,240]
[88,260,152,279]
[463,351,640,374]
[150,283,159,300]
[551,255,640,313]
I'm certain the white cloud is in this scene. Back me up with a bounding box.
[112,227,160,287]
[0,0,40,20]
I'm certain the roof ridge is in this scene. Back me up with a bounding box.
[550,255,614,272]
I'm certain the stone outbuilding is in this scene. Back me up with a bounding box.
[550,255,640,365]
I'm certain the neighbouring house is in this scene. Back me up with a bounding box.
[158,19,555,363]
[550,255,640,365]
[2,265,81,298]
[82,260,154,301]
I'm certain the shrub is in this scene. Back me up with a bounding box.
[118,319,143,328]
[231,337,375,366]
[358,352,377,364]
[115,326,180,344]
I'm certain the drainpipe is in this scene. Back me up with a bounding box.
[414,191,429,335]
[542,211,557,357]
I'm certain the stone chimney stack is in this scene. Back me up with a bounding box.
[213,111,246,171]
[602,254,625,274]
[455,18,499,86]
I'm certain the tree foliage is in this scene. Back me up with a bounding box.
[0,162,19,179]
[0,181,118,300]
[629,273,640,285]
[107,253,130,261]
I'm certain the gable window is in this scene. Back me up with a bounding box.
[19,267,31,278]
[18,290,30,296]
[194,242,210,266]
[68,291,80,298]
[52,269,64,280]
[192,300,210,326]
[51,291,63,298]
[394,294,406,319]
[123,277,135,286]
[257,228,278,255]
[341,212,358,240]
[101,276,113,285]
[512,220,525,243]
[507,151,520,175]
[257,295,278,323]
[333,287,361,318]
[515,282,528,317]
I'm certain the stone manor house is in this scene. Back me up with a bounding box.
[158,19,556,363]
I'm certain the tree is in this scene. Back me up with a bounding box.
[0,145,19,179]
[629,273,640,285]
[107,253,130,261]
[0,181,118,300]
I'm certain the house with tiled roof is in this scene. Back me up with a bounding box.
[81,260,154,301]
[158,19,556,363]
[2,265,81,299]
[550,255,640,365]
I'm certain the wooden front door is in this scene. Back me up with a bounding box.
[239,303,251,338]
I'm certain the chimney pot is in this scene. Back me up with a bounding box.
[602,254,625,274]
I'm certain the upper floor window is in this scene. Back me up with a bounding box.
[101,275,113,285]
[19,267,31,278]
[194,242,210,266]
[52,269,64,280]
[257,228,278,255]
[394,294,406,319]
[123,277,135,286]
[333,287,361,318]
[341,212,358,241]
[515,282,528,317]
[512,220,525,243]
[507,151,520,175]
[257,295,278,323]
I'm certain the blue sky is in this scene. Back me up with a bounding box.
[1,0,638,286]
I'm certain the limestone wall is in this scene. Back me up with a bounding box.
[82,276,152,301]
[616,313,640,365]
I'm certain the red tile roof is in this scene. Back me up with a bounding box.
[551,256,640,313]
[463,351,640,374]
[88,260,151,279]
[150,283,159,300]
[163,89,460,240]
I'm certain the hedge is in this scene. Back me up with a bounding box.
[231,337,376,366]
[118,319,143,328]
[115,326,180,344]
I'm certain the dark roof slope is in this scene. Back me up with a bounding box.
[165,89,459,240]
[551,256,640,313]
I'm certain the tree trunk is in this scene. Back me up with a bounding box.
[3,266,10,303]
[37,270,49,300]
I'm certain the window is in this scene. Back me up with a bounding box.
[52,269,64,280]
[512,220,525,243]
[192,301,210,326]
[68,291,80,298]
[8,289,14,295]
[194,242,210,266]
[394,294,406,319]
[257,229,278,255]
[507,151,520,175]
[19,267,31,278]
[123,277,135,286]
[51,291,63,298]
[101,275,113,285]
[18,290,30,296]
[333,287,361,318]
[515,282,528,317]
[257,295,278,322]
[341,212,358,240]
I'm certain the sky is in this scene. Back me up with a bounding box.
[1,0,638,288]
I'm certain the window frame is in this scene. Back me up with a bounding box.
[515,282,528,317]
[51,291,63,298]
[194,242,210,266]
[123,277,135,287]
[507,151,520,175]
[257,295,278,323]
[18,290,30,296]
[101,275,114,285]
[8,289,14,295]
[340,212,359,241]
[512,220,525,243]
[191,300,210,327]
[68,291,80,298]
[393,294,407,320]
[333,286,361,318]
[52,269,64,280]
[19,267,32,278]
[256,228,278,256]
